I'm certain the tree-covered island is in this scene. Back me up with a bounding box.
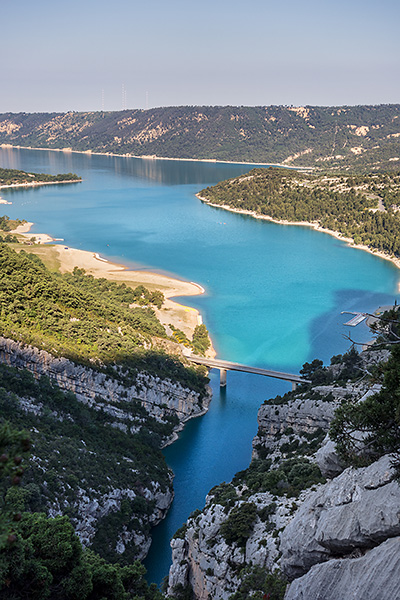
[199,167,400,258]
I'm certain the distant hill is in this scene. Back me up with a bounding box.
[1,105,400,170]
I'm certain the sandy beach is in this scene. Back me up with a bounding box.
[12,222,55,244]
[197,194,400,282]
[57,245,211,348]
[11,222,215,357]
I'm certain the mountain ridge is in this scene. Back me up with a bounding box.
[1,104,400,170]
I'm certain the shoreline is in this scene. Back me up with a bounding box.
[11,222,216,357]
[0,143,312,171]
[196,194,400,278]
[0,179,81,191]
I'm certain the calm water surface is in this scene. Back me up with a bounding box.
[1,147,398,584]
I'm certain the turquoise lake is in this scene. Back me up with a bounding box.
[0,146,399,584]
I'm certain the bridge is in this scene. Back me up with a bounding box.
[187,355,311,390]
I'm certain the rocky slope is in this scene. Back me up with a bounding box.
[1,104,400,170]
[0,336,210,432]
[167,347,400,600]
[0,335,211,563]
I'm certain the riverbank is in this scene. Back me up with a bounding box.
[11,222,216,357]
[0,143,313,171]
[197,194,400,283]
[0,179,81,191]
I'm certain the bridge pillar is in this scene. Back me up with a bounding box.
[220,369,227,387]
[292,382,297,391]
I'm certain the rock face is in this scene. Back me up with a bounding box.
[315,436,345,478]
[280,455,400,580]
[167,380,342,599]
[69,483,174,560]
[168,348,399,600]
[0,336,210,428]
[284,536,400,600]
[0,336,211,562]
[253,395,339,459]
[168,456,400,600]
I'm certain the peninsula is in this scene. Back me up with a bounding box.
[11,221,214,354]
[198,166,400,273]
[0,166,81,189]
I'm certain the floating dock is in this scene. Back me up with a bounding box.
[341,311,367,327]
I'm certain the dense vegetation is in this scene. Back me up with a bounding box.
[330,309,400,471]
[0,167,81,186]
[0,245,207,393]
[0,363,176,563]
[229,565,287,600]
[0,215,24,232]
[0,424,163,600]
[1,105,400,170]
[171,324,211,355]
[208,456,325,510]
[199,167,400,257]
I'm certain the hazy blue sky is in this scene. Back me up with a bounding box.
[2,0,399,112]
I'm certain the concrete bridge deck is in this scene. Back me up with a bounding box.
[187,355,311,389]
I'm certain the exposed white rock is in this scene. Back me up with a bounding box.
[0,335,204,561]
[168,346,397,599]
[168,492,299,600]
[256,397,337,440]
[315,436,345,478]
[71,484,174,559]
[284,536,400,600]
[0,336,210,428]
[280,455,400,579]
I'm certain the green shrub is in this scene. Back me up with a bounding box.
[228,565,287,600]
[220,503,257,548]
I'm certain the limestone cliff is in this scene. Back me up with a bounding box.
[0,336,210,432]
[167,347,400,600]
[0,336,211,563]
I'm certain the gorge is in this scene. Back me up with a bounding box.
[0,145,399,597]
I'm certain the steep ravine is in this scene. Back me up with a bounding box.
[167,347,400,600]
[0,336,211,434]
[0,336,211,563]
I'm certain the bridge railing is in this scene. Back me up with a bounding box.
[187,355,311,389]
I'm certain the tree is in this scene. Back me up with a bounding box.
[330,309,400,470]
[0,423,30,548]
[330,342,400,470]
[0,423,163,600]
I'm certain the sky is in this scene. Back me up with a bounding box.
[1,0,400,113]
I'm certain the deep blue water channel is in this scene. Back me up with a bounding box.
[1,147,399,584]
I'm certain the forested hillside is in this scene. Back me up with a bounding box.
[0,244,207,391]
[0,242,211,572]
[0,363,175,564]
[199,167,400,257]
[1,104,400,170]
[0,419,164,600]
